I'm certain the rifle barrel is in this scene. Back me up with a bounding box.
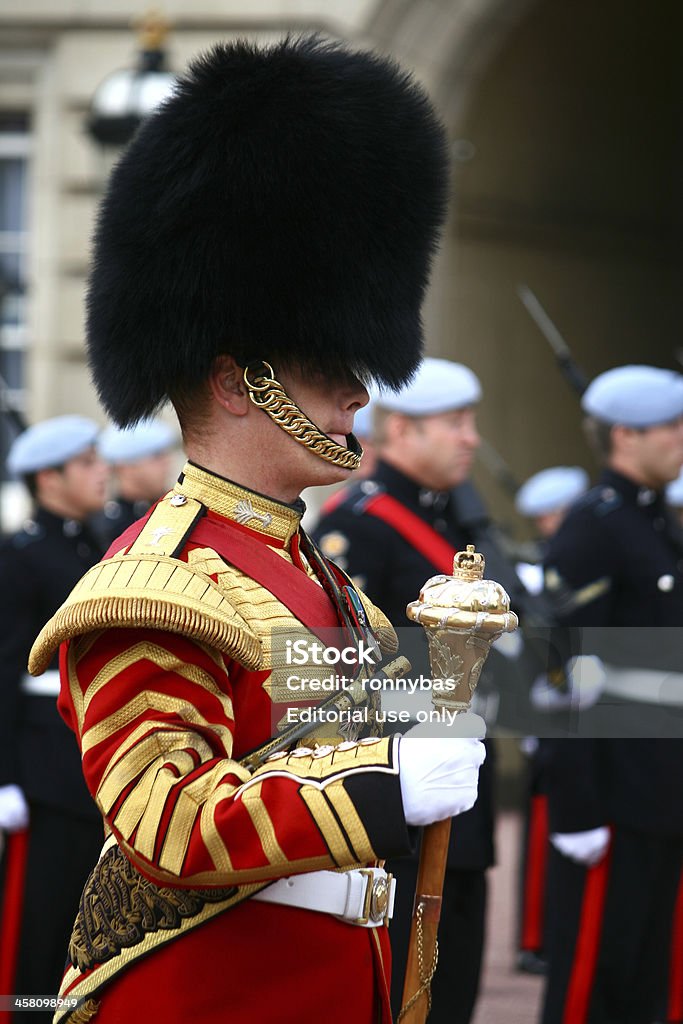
[517,284,588,396]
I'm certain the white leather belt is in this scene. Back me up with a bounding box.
[21,671,60,697]
[603,666,683,706]
[252,867,395,928]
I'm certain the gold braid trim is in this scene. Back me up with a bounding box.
[28,554,261,675]
[55,845,269,1024]
[67,1000,100,1024]
[244,362,362,471]
[69,845,239,973]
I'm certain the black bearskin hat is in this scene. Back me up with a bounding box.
[87,36,450,425]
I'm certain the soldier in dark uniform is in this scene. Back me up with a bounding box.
[93,418,176,548]
[0,416,107,1016]
[513,465,589,976]
[313,357,493,1024]
[539,365,683,1024]
[514,465,589,597]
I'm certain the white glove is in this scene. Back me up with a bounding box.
[0,784,29,832]
[399,736,486,826]
[530,655,606,711]
[550,826,610,866]
[516,562,544,596]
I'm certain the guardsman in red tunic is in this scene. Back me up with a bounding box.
[26,37,487,1024]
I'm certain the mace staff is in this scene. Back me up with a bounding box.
[399,545,518,1023]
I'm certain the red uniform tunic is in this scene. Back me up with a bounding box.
[29,463,411,1024]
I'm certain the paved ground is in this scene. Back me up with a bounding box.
[472,811,545,1024]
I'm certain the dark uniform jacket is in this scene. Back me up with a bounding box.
[541,467,683,837]
[0,505,103,819]
[544,468,683,627]
[313,460,495,869]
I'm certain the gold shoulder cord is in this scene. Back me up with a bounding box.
[243,361,362,471]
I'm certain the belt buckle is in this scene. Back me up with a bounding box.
[355,869,392,927]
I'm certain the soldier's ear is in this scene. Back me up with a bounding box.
[33,466,64,502]
[385,412,414,443]
[209,355,249,416]
[611,423,638,454]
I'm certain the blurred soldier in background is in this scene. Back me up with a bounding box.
[516,465,590,542]
[94,418,176,547]
[514,466,589,595]
[539,365,683,1024]
[314,358,481,620]
[667,441,683,1024]
[513,465,588,976]
[0,416,106,1017]
[314,357,494,1024]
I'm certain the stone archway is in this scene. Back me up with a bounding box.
[367,0,683,527]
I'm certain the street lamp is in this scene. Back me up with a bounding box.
[86,11,177,151]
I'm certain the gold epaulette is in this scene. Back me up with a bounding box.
[29,496,261,675]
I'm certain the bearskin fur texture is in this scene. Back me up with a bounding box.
[87,36,449,424]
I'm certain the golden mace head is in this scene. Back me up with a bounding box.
[406,545,518,714]
[406,545,518,636]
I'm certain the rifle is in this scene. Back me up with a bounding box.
[517,284,589,397]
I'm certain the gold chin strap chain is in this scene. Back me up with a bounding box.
[243,361,362,471]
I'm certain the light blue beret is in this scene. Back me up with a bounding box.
[99,419,176,464]
[375,357,482,416]
[7,415,100,476]
[581,365,683,427]
[666,469,683,508]
[516,466,589,517]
